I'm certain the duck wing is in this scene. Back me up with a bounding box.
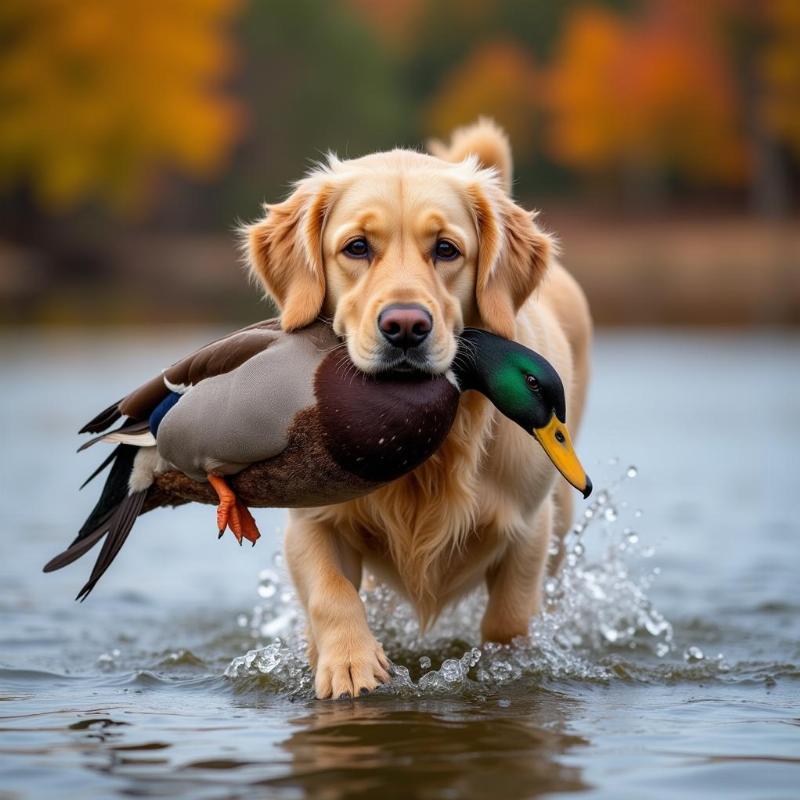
[78,318,284,437]
[46,320,285,596]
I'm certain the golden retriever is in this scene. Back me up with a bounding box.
[244,119,592,699]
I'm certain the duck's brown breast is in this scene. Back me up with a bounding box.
[314,352,461,483]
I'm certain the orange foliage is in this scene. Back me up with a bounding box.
[545,8,627,171]
[0,0,241,212]
[425,41,538,156]
[547,2,747,183]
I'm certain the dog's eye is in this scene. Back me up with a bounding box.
[343,238,369,259]
[525,374,540,392]
[433,239,460,261]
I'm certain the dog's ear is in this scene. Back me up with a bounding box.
[244,180,333,331]
[468,182,553,339]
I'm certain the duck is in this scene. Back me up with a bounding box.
[44,319,591,600]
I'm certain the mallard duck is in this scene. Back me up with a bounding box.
[44,319,591,599]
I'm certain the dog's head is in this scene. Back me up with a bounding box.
[244,121,554,375]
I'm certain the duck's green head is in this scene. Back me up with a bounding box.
[456,328,592,499]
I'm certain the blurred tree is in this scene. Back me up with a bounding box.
[217,0,410,218]
[544,8,628,175]
[424,41,538,159]
[0,0,240,213]
[546,2,747,201]
[343,0,428,55]
[736,0,800,215]
[760,0,800,157]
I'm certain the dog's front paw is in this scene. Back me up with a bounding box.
[314,633,391,700]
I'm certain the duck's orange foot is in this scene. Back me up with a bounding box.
[207,475,261,546]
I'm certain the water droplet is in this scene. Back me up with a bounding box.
[625,529,639,544]
[656,642,670,657]
[634,508,643,518]
[596,491,608,505]
[419,655,431,670]
[626,466,638,479]
[601,625,619,643]
[684,645,704,662]
[545,578,559,596]
[603,507,618,522]
[236,614,249,627]
[497,698,511,708]
[572,542,585,557]
[584,508,594,519]
[440,659,463,683]
[258,583,277,599]
[468,647,482,667]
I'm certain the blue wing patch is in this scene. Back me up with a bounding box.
[148,391,182,436]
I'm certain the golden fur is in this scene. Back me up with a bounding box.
[244,119,592,699]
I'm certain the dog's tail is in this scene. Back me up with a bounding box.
[428,117,513,194]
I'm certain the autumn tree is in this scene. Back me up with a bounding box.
[760,0,800,157]
[546,0,800,211]
[0,0,241,213]
[424,41,539,159]
[546,2,747,197]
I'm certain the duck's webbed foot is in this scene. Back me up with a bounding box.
[207,474,261,546]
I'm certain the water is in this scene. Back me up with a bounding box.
[1,329,798,799]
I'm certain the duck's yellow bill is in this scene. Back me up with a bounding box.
[532,415,592,499]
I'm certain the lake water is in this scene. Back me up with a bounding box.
[1,329,798,799]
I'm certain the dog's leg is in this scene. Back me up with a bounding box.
[285,514,391,699]
[480,498,553,644]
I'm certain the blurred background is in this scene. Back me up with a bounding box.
[1,0,797,327]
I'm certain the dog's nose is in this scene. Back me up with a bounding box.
[378,303,432,349]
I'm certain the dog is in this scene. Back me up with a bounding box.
[244,118,592,699]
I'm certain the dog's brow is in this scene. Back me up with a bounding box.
[416,211,448,238]
[358,210,381,230]
[334,210,382,239]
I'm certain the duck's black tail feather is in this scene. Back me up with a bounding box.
[44,445,147,599]
[79,399,124,434]
[74,490,147,601]
[79,448,118,490]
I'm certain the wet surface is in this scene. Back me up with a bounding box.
[1,329,798,799]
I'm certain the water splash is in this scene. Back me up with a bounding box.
[225,466,678,697]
